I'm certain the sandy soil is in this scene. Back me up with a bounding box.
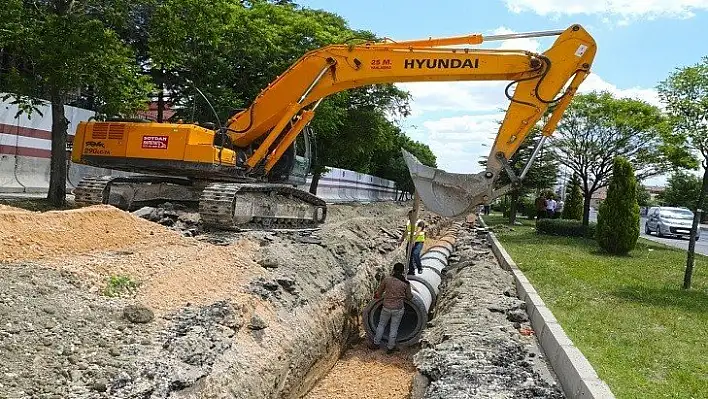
[304,333,417,399]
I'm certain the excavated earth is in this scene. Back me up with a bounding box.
[0,200,564,399]
[0,201,450,399]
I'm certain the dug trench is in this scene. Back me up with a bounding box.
[0,201,563,398]
[304,219,566,399]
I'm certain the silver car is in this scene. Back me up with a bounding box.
[645,207,701,240]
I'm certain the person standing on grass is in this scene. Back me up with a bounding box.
[535,195,547,220]
[546,194,557,218]
[370,262,412,354]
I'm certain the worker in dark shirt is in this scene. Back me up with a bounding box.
[369,263,413,354]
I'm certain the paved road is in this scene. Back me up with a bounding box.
[588,209,708,255]
[638,217,708,255]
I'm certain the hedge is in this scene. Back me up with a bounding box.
[536,219,597,238]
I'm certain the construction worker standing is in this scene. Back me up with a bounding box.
[369,262,413,354]
[398,210,425,275]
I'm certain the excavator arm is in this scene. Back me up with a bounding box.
[224,24,596,217]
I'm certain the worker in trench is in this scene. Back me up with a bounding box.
[369,262,413,354]
[398,210,425,275]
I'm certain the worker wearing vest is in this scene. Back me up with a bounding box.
[398,210,425,275]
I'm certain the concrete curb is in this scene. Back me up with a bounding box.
[481,218,615,399]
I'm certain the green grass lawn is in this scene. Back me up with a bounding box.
[483,213,708,399]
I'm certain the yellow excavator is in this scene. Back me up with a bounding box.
[70,24,596,229]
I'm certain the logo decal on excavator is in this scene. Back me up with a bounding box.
[85,141,105,148]
[404,58,479,69]
[84,141,110,155]
[142,135,169,149]
[371,58,392,70]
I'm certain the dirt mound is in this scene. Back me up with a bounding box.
[0,201,429,399]
[0,205,181,263]
[41,237,263,313]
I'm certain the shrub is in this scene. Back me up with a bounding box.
[103,275,139,297]
[521,197,536,219]
[596,157,640,255]
[536,219,597,238]
[562,174,583,220]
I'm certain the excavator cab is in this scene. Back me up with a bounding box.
[268,125,313,186]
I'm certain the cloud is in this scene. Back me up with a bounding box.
[578,74,661,108]
[397,81,506,116]
[503,0,708,21]
[490,27,541,52]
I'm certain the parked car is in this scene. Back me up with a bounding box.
[645,207,700,240]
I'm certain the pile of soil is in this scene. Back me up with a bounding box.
[0,205,180,263]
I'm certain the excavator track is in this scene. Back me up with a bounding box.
[199,182,327,230]
[73,176,327,231]
[73,176,114,205]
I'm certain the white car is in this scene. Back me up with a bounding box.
[645,207,701,240]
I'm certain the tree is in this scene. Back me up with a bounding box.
[657,171,702,209]
[596,157,640,255]
[145,0,413,194]
[552,91,682,226]
[636,183,652,207]
[479,127,559,224]
[562,174,583,220]
[0,0,152,206]
[370,132,437,199]
[657,56,708,289]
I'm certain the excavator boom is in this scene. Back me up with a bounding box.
[223,24,596,217]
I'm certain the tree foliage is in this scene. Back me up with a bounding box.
[0,0,436,203]
[636,183,652,207]
[657,171,702,209]
[552,91,681,226]
[0,0,153,206]
[370,131,437,196]
[562,174,583,220]
[596,157,640,255]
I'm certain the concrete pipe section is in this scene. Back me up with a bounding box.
[363,222,463,346]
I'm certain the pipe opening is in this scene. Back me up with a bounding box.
[363,297,427,346]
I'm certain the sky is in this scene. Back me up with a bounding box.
[297,0,708,186]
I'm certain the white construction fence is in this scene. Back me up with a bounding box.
[296,167,398,203]
[0,95,400,202]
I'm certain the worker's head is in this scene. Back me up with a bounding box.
[392,262,405,275]
[417,220,425,229]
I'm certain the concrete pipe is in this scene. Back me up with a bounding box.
[363,222,463,346]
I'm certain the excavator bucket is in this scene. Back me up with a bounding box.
[402,149,492,218]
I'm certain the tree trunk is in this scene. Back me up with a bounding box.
[309,169,322,195]
[157,88,164,123]
[48,91,69,208]
[684,164,708,289]
[582,193,592,226]
[508,191,520,225]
